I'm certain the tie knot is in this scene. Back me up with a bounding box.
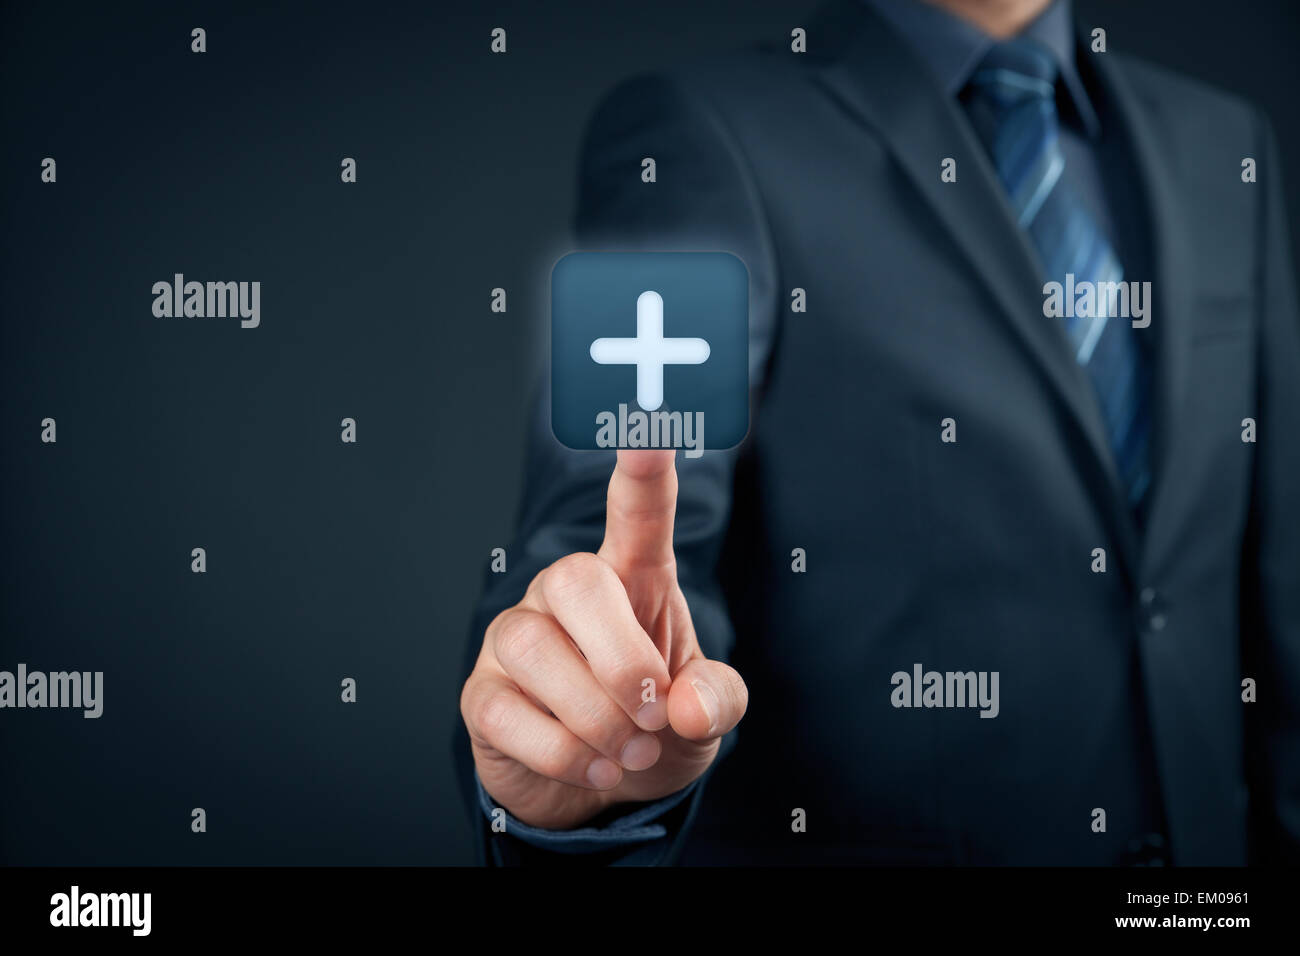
[968,38,1059,104]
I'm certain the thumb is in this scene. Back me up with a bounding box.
[666,658,748,742]
[598,448,679,574]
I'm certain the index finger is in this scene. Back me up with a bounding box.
[598,448,679,573]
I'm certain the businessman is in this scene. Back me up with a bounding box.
[457,0,1300,864]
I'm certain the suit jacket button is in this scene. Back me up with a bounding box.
[1139,588,1167,633]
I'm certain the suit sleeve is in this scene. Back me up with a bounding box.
[1243,110,1300,863]
[453,71,781,865]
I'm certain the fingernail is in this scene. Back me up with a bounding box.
[692,680,719,735]
[620,733,661,772]
[636,696,668,731]
[586,757,621,789]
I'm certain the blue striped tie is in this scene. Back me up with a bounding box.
[963,38,1151,512]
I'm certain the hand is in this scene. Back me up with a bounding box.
[460,448,748,830]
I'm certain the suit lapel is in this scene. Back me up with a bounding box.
[1085,48,1194,576]
[806,0,1142,572]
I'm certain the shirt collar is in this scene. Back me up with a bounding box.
[864,0,1101,138]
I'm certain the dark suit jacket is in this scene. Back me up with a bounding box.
[457,0,1300,864]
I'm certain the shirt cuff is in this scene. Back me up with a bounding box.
[475,770,699,854]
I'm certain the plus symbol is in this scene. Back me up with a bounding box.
[588,291,711,411]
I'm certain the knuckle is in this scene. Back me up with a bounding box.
[492,611,550,669]
[609,494,666,528]
[543,551,611,601]
[601,657,645,697]
[476,692,516,741]
[569,695,626,746]
[533,740,574,781]
[458,674,478,723]
[485,606,514,639]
